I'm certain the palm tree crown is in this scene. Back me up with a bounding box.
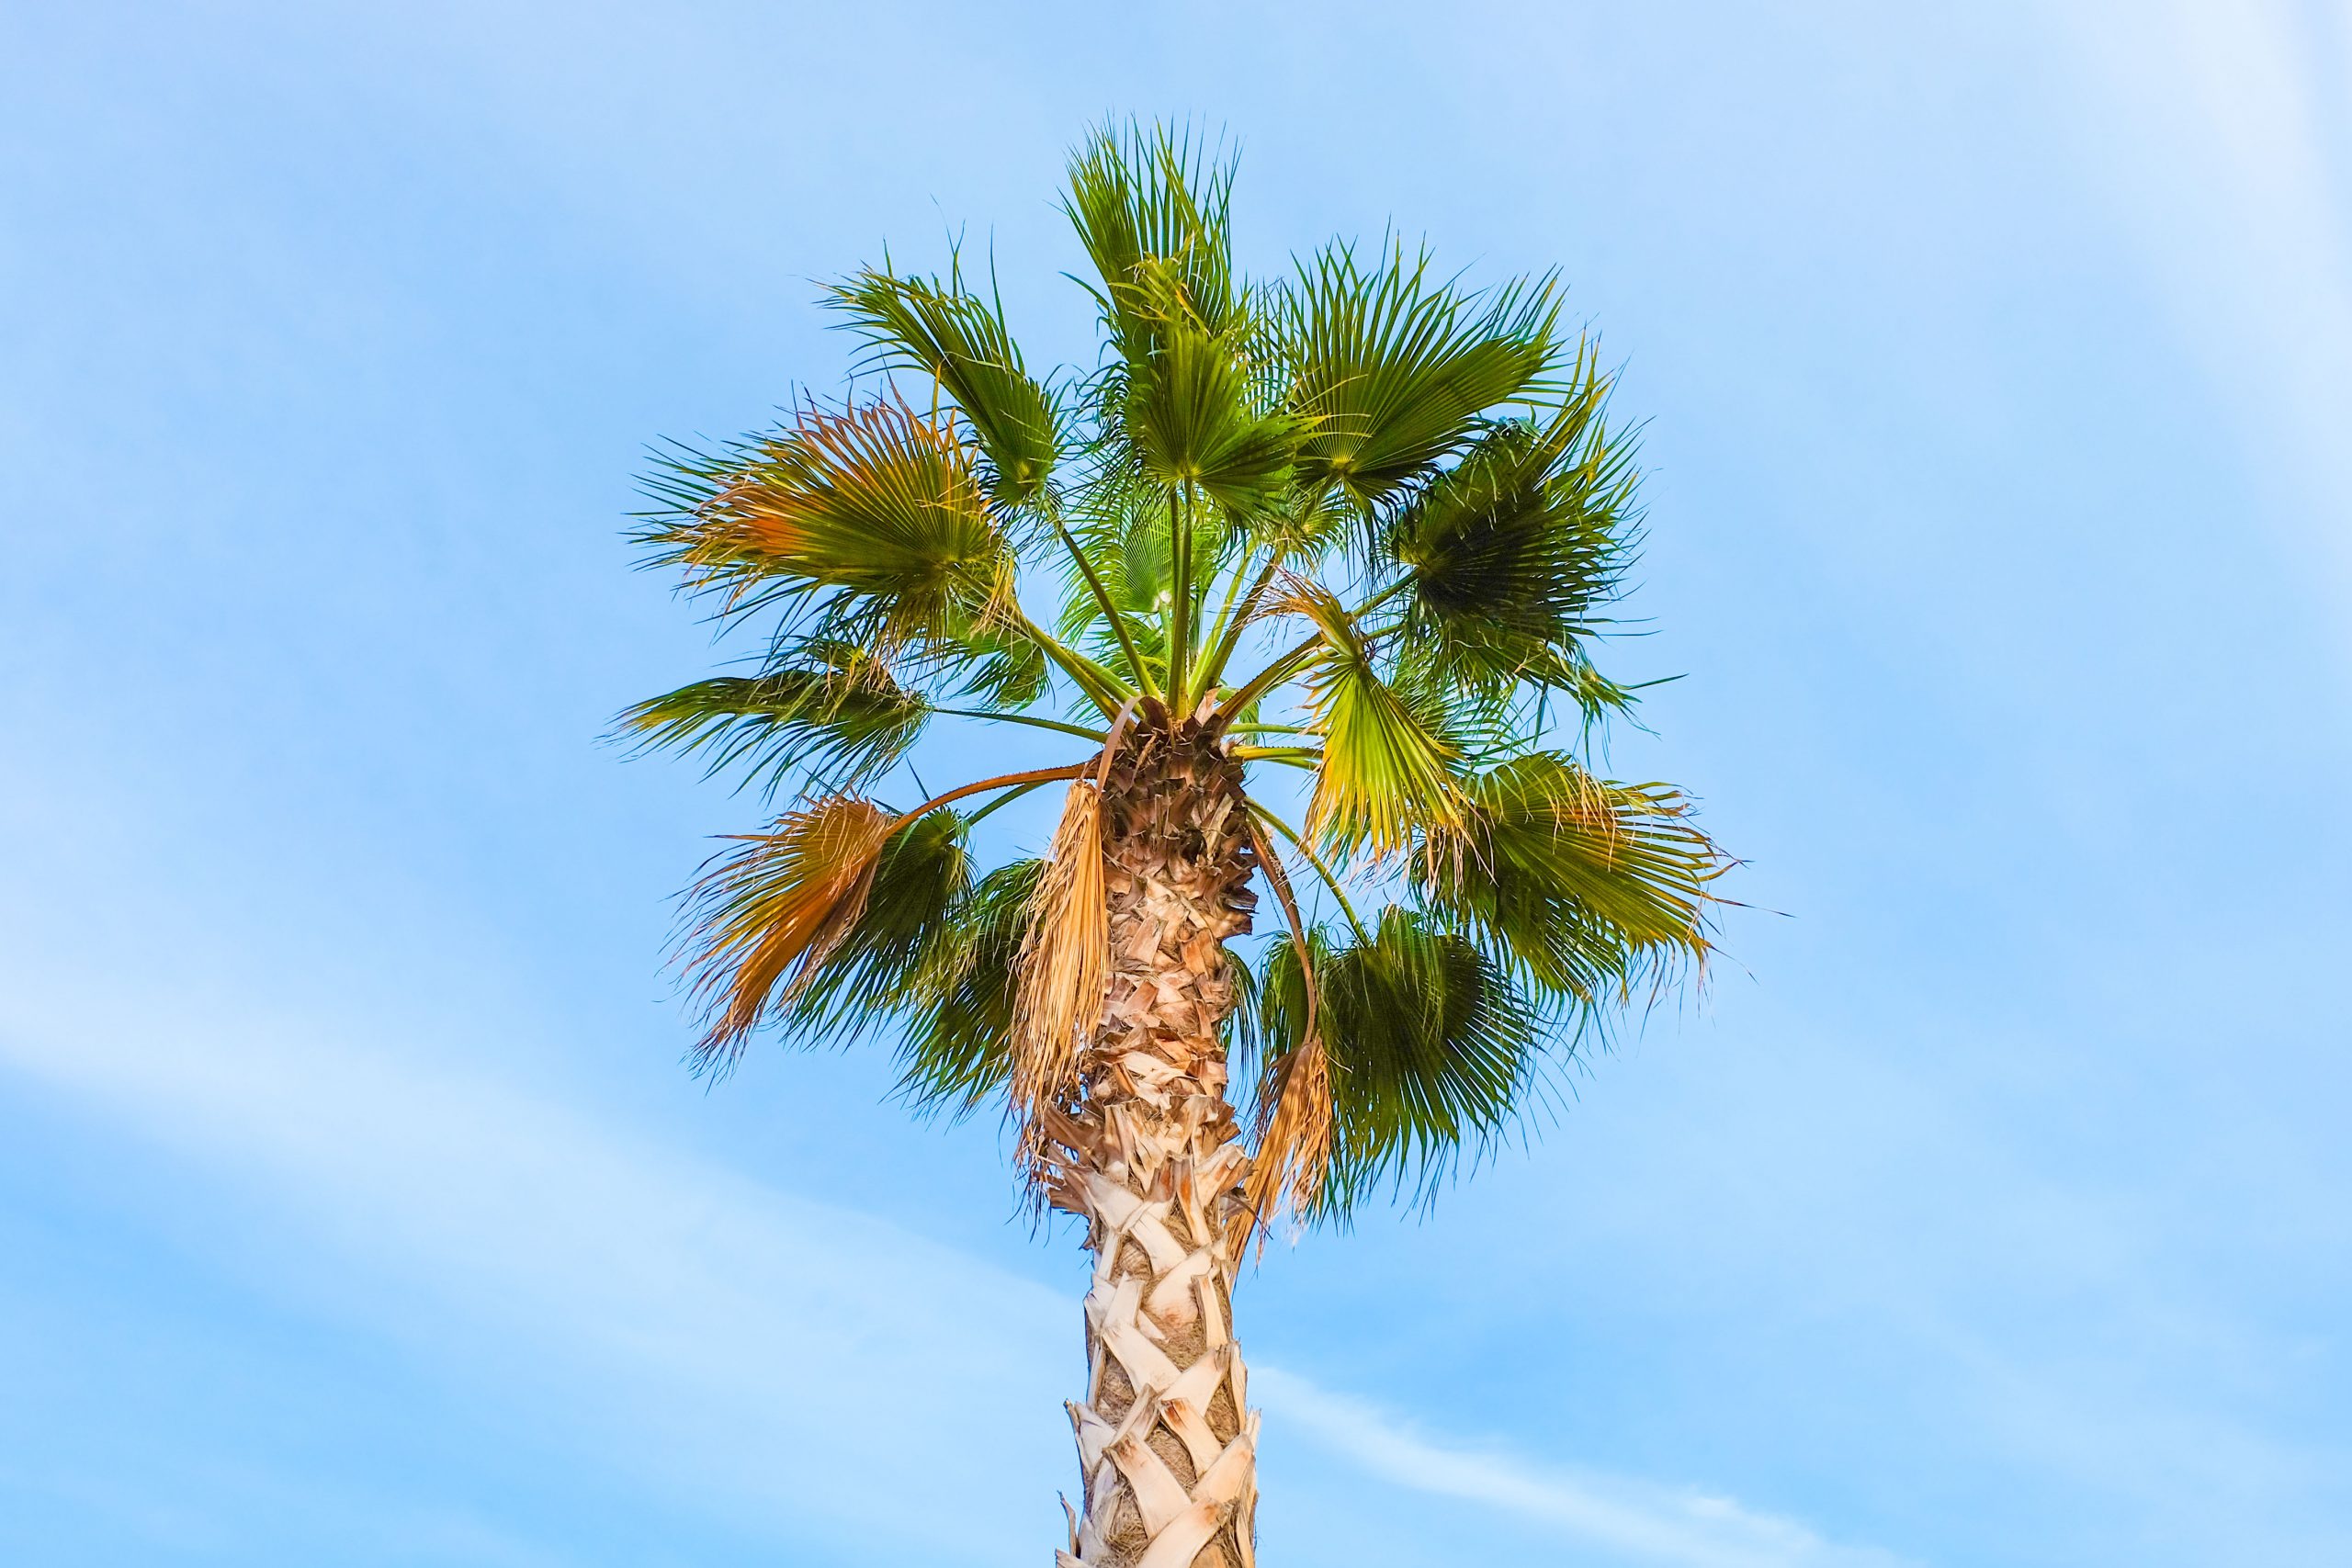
[628,122,1725,1235]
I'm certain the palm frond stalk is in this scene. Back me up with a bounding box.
[624,121,1727,1568]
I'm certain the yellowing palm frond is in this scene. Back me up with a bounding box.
[643,398,1011,642]
[1419,752,1722,1004]
[1283,580,1464,858]
[681,795,899,1069]
[790,809,974,1036]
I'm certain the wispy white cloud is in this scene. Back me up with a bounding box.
[0,998,1069,1565]
[2046,0,2352,618]
[0,984,1894,1567]
[1258,1369,1916,1568]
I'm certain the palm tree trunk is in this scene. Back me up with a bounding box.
[1043,720,1261,1568]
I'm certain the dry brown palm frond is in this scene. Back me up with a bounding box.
[1009,777,1110,1151]
[682,795,897,1070]
[1240,818,1332,1244]
[1245,1034,1331,1247]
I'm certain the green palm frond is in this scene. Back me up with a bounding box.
[1417,751,1721,1004]
[895,858,1041,1111]
[827,266,1063,507]
[1287,580,1464,857]
[1064,121,1238,360]
[1276,242,1562,512]
[617,640,928,795]
[1258,908,1541,1216]
[1124,290,1302,513]
[640,398,1012,643]
[1385,355,1636,691]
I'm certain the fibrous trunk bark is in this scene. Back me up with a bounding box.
[1041,716,1261,1568]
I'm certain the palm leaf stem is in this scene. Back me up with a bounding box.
[1048,510,1159,698]
[1215,634,1324,726]
[1248,801,1373,944]
[1009,607,1131,716]
[895,762,1088,828]
[1350,576,1421,620]
[1168,485,1192,705]
[961,776,1057,829]
[1191,545,1288,697]
[933,707,1108,742]
[1214,578,1422,724]
[1197,476,1339,695]
[1193,540,1272,696]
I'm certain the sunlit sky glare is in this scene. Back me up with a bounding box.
[4,4,2350,1566]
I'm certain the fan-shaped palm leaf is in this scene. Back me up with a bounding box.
[1419,751,1720,1003]
[1124,297,1302,513]
[680,795,899,1068]
[1276,242,1562,511]
[1386,354,1636,689]
[642,399,1012,643]
[616,640,928,795]
[828,266,1062,507]
[1256,908,1540,1217]
[1064,121,1238,360]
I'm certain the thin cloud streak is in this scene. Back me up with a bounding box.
[0,985,1892,1567]
[2050,0,2352,620]
[0,994,1069,1566]
[1258,1369,1915,1568]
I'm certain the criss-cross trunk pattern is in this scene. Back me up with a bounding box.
[1041,717,1262,1568]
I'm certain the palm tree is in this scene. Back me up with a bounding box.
[625,123,1724,1568]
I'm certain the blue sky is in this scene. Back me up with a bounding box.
[4,3,2349,1564]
